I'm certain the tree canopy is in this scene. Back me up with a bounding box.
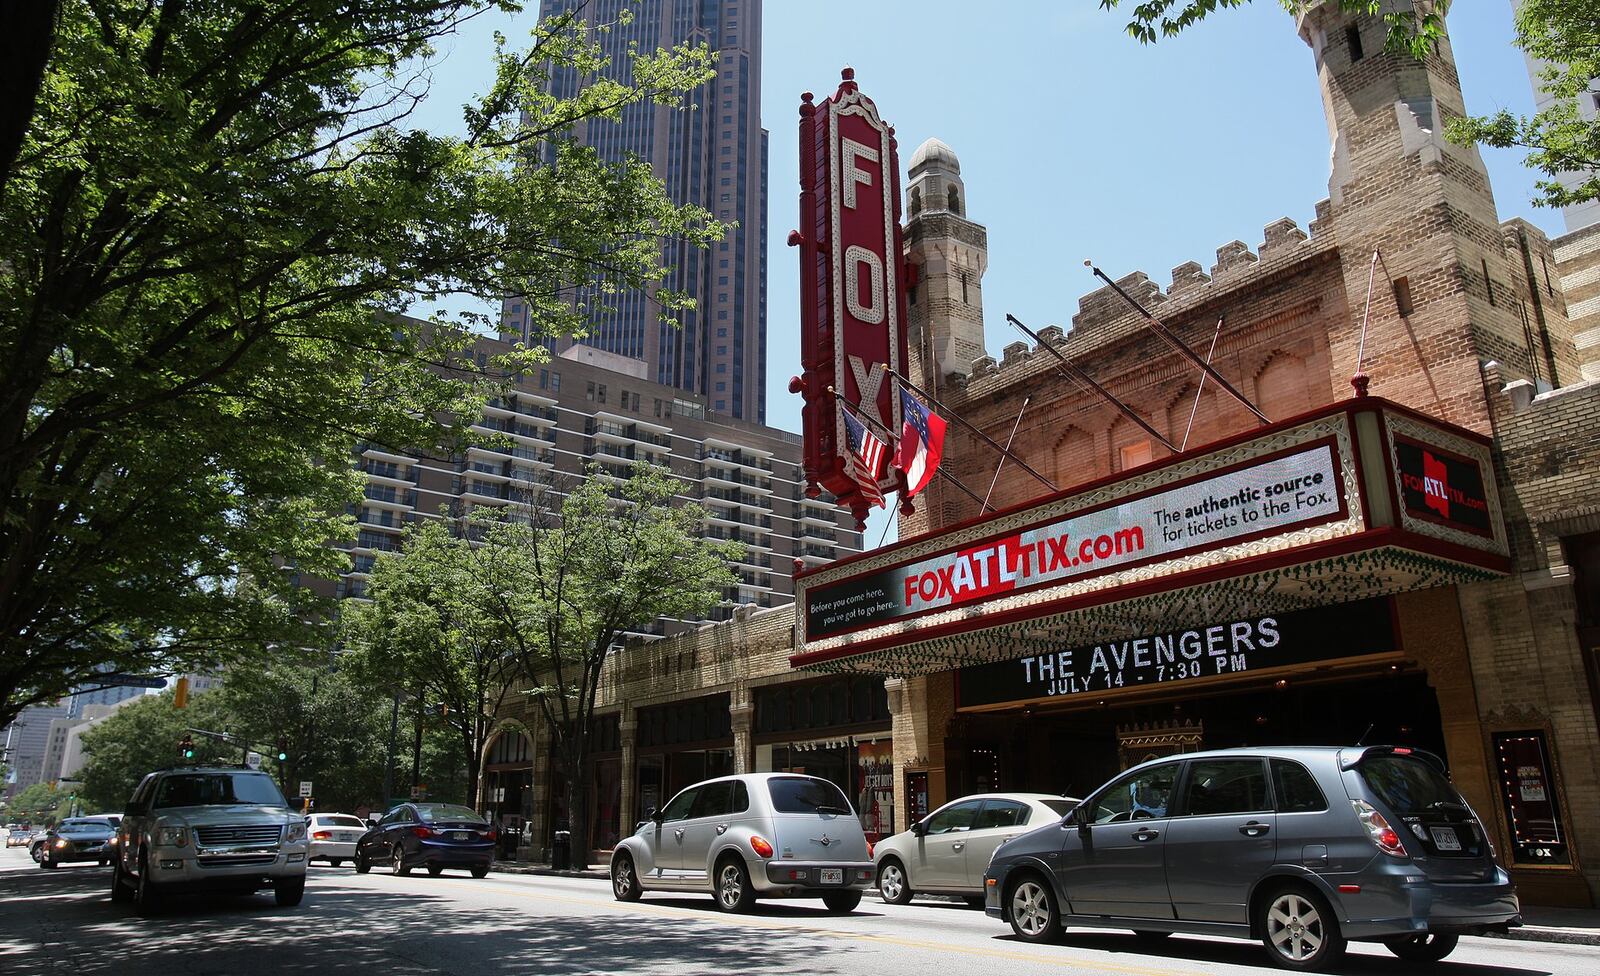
[0,0,723,728]
[1098,1,1450,56]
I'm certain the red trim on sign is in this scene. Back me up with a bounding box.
[804,437,1348,643]
[789,529,1508,669]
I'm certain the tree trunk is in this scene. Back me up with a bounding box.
[0,0,58,197]
[565,746,591,870]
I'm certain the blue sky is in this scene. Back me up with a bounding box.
[411,1,1558,544]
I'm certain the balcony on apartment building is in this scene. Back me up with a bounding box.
[363,484,417,509]
[591,412,673,452]
[700,441,776,474]
[484,395,559,424]
[702,487,767,509]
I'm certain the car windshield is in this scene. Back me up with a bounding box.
[56,821,112,836]
[1041,799,1076,817]
[1358,755,1464,815]
[767,776,853,815]
[153,773,288,809]
[415,804,484,824]
[317,816,367,829]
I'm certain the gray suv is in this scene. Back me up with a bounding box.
[610,773,874,913]
[112,766,309,914]
[984,746,1520,970]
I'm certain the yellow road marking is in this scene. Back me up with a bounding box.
[412,875,1223,976]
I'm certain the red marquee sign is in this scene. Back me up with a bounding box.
[789,68,911,529]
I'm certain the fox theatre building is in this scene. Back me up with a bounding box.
[778,49,1600,906]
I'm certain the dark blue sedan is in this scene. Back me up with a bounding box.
[354,803,495,878]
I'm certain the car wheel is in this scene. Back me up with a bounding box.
[612,854,642,902]
[877,859,913,905]
[428,865,443,876]
[1007,874,1062,944]
[135,851,164,917]
[823,889,862,914]
[110,858,134,903]
[470,865,489,879]
[354,853,371,874]
[1258,885,1346,971]
[274,876,306,908]
[1385,933,1458,963]
[713,855,756,913]
[392,847,411,876]
[100,860,110,867]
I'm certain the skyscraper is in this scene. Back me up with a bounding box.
[504,0,768,424]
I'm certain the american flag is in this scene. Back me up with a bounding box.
[841,408,887,509]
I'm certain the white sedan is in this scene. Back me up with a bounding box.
[873,793,1077,906]
[306,813,369,866]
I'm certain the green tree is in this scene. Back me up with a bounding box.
[76,688,237,812]
[1097,0,1449,55]
[10,781,66,824]
[343,516,525,808]
[1447,0,1600,211]
[216,659,394,812]
[509,465,740,867]
[0,0,723,729]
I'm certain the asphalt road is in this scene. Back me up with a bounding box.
[2,846,1595,976]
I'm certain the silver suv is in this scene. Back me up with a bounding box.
[610,773,873,913]
[112,766,308,914]
[985,746,1520,970]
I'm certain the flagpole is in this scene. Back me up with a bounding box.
[883,368,1057,493]
[1181,317,1226,451]
[982,396,1030,513]
[1005,314,1177,453]
[1085,261,1270,425]
[875,505,896,549]
[827,387,987,508]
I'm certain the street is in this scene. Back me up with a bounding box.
[1,848,1594,976]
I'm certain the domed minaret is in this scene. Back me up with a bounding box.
[904,138,988,391]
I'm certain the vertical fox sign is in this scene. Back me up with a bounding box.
[789,68,911,530]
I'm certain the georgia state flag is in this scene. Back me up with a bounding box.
[895,388,947,499]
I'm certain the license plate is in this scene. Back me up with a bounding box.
[1431,827,1462,851]
[451,831,470,841]
[819,868,843,885]
[340,834,357,842]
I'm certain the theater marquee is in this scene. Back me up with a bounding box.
[792,399,1509,676]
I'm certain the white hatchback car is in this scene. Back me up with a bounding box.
[873,792,1077,905]
[610,773,873,914]
[306,813,368,866]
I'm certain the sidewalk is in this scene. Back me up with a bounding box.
[491,859,607,881]
[1491,906,1600,947]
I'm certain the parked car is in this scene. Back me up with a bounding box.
[984,746,1521,970]
[111,766,309,914]
[5,827,31,848]
[610,773,874,914]
[354,803,494,878]
[874,793,1077,906]
[37,818,116,869]
[306,813,368,866]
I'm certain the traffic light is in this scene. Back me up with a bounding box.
[178,734,195,760]
[173,676,190,710]
[275,737,288,762]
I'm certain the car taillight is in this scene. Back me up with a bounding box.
[1351,799,1407,857]
[484,829,498,841]
[412,826,435,839]
[749,835,774,858]
[312,831,333,840]
[866,841,874,858]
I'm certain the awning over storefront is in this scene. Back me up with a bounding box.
[792,398,1508,676]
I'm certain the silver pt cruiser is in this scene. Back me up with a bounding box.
[610,772,873,913]
[984,745,1520,971]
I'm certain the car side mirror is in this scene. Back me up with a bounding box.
[910,820,927,837]
[647,806,662,824]
[1071,806,1092,831]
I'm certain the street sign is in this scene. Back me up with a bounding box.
[94,673,169,689]
[298,781,313,798]
[245,752,262,769]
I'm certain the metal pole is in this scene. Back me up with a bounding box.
[983,397,1031,513]
[1182,317,1227,451]
[884,368,1057,492]
[1005,314,1177,453]
[382,690,399,806]
[826,387,988,508]
[1085,262,1270,425]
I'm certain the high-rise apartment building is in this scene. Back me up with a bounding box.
[503,0,768,424]
[2,701,69,801]
[311,322,861,637]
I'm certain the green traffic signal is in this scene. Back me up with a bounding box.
[276,751,287,761]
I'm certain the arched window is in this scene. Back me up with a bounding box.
[947,185,961,215]
[909,187,922,216]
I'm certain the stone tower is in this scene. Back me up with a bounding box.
[904,138,989,393]
[1298,0,1577,431]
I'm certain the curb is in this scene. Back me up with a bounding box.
[1486,927,1600,947]
[490,862,607,880]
